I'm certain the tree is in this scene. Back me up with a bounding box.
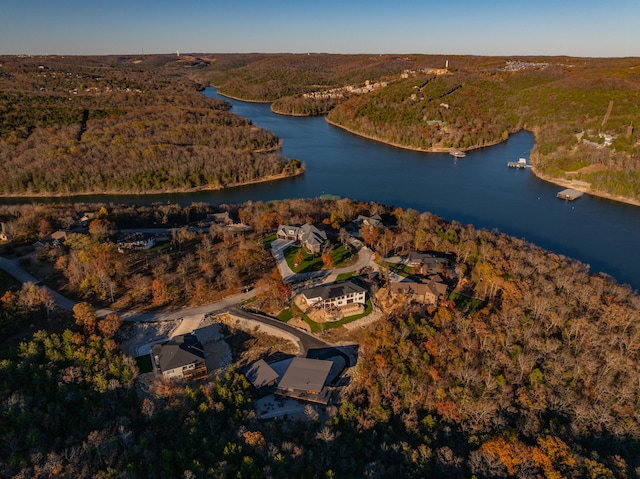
[98,312,122,338]
[88,218,111,241]
[73,301,97,335]
[360,224,380,248]
[151,277,171,306]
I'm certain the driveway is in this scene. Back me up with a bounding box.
[270,239,375,286]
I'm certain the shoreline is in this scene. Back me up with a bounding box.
[529,167,640,208]
[212,88,272,104]
[0,168,304,200]
[207,87,640,209]
[326,118,640,208]
[325,117,505,153]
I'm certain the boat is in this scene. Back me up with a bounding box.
[449,150,466,158]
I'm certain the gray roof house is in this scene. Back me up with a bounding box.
[152,333,208,381]
[277,223,328,254]
[276,357,333,404]
[300,280,367,309]
[407,252,450,276]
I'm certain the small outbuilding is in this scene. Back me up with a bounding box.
[245,359,279,390]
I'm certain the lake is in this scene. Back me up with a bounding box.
[2,87,638,289]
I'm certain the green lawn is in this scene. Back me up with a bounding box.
[382,261,422,282]
[276,308,293,322]
[283,242,354,274]
[335,272,354,281]
[302,299,373,332]
[277,298,373,332]
[262,233,277,249]
[449,291,486,313]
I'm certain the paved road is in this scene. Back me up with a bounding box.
[227,305,330,354]
[0,254,255,320]
[0,255,331,354]
[0,256,77,311]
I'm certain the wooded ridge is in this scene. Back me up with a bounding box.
[0,55,302,196]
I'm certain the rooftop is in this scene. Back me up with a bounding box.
[152,333,205,372]
[277,357,332,394]
[300,280,366,301]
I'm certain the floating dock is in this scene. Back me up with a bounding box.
[557,188,584,201]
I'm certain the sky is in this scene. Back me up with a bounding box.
[1,0,639,58]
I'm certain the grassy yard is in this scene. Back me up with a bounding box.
[284,242,354,274]
[276,308,293,322]
[262,233,277,249]
[335,272,354,281]
[303,299,373,332]
[449,291,486,313]
[382,260,422,281]
[276,299,373,332]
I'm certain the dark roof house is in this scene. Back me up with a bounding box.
[276,223,328,254]
[300,280,367,308]
[276,357,333,404]
[152,333,207,381]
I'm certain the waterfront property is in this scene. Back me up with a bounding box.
[407,252,451,276]
[389,276,449,305]
[507,158,529,168]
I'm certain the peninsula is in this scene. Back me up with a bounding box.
[205,54,640,206]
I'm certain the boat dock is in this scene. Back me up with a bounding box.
[557,188,584,201]
[507,158,529,169]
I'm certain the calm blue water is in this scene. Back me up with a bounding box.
[3,87,639,289]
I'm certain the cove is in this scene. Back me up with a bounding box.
[2,87,638,290]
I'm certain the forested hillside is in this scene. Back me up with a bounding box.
[202,54,640,203]
[0,55,302,195]
[1,198,639,477]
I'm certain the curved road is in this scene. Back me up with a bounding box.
[0,255,332,354]
[226,305,329,354]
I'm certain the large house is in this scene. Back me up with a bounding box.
[300,280,367,309]
[389,275,448,305]
[277,223,328,254]
[407,252,451,276]
[275,357,334,404]
[152,333,208,381]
